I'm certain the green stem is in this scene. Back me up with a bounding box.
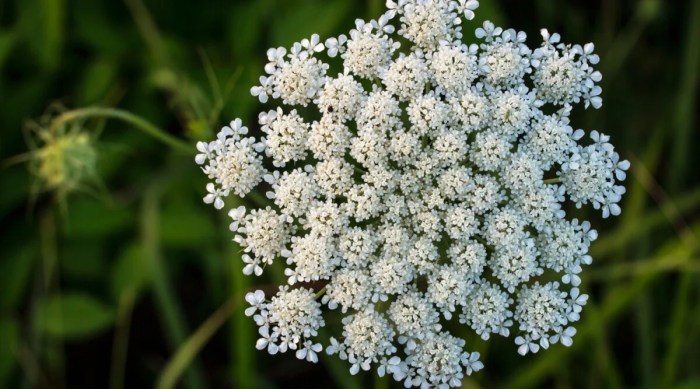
[543,178,561,184]
[220,198,256,389]
[17,341,49,388]
[49,107,193,155]
[157,295,241,389]
[109,291,136,389]
[230,229,255,388]
[1,152,33,168]
[142,182,207,389]
[352,165,367,174]
[314,286,327,300]
[38,209,65,389]
[39,210,58,301]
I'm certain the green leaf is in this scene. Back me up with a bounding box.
[110,243,151,300]
[0,317,19,384]
[35,293,116,340]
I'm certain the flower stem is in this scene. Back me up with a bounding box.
[230,244,255,388]
[49,107,193,155]
[314,286,327,300]
[544,178,562,184]
[37,209,66,389]
[222,195,257,389]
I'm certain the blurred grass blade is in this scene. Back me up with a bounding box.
[142,181,207,389]
[601,0,659,87]
[588,254,700,280]
[668,0,700,192]
[591,187,700,256]
[18,0,64,70]
[586,303,623,389]
[621,130,663,389]
[661,274,693,387]
[124,0,169,66]
[157,295,241,389]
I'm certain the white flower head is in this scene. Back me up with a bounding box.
[196,0,627,385]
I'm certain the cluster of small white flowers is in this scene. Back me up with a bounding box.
[513,282,586,355]
[197,0,629,386]
[560,131,630,218]
[327,309,398,375]
[246,287,325,361]
[195,119,265,209]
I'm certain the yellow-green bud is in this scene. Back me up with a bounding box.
[32,128,97,196]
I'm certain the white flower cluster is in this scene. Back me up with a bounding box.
[196,0,629,386]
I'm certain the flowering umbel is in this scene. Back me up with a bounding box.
[196,0,629,386]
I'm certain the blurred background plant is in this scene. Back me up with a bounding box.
[0,0,698,388]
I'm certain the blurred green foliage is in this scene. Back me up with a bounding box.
[0,0,699,388]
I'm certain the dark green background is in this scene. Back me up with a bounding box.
[1,0,699,388]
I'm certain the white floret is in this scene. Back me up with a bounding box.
[260,108,310,167]
[459,282,513,340]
